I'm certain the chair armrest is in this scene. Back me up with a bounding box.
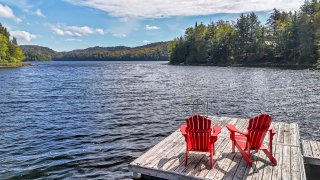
[226,124,248,136]
[269,128,276,137]
[268,128,276,140]
[211,126,221,143]
[180,124,187,135]
[212,125,221,136]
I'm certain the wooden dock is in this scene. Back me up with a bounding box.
[128,116,307,180]
[301,140,320,166]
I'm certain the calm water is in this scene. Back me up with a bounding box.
[0,61,319,179]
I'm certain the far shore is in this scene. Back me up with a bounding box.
[168,62,319,70]
[0,62,32,68]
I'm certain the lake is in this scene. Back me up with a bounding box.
[0,61,319,179]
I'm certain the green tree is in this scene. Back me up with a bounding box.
[0,34,9,62]
[168,1,319,67]
[0,23,26,64]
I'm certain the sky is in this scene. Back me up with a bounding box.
[0,0,305,51]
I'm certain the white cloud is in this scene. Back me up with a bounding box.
[50,24,105,36]
[35,9,45,17]
[95,28,105,35]
[65,0,305,18]
[145,25,160,30]
[112,33,126,38]
[0,0,33,12]
[10,30,36,42]
[65,38,82,42]
[0,3,22,23]
[142,40,150,44]
[52,27,65,36]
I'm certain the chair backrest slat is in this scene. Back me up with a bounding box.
[248,114,272,149]
[186,115,211,151]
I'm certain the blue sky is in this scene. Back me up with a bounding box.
[0,0,305,51]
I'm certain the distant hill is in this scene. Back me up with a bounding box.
[20,45,56,61]
[20,42,169,61]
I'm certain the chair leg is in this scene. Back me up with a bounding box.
[262,149,277,165]
[232,141,235,153]
[238,147,253,167]
[210,148,213,169]
[185,150,188,167]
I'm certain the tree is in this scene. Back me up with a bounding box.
[0,23,26,63]
[169,0,319,67]
[235,13,250,62]
[0,34,9,62]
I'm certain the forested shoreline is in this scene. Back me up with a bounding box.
[169,1,320,68]
[0,24,28,67]
[20,42,169,62]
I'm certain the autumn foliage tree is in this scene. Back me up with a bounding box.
[0,23,25,63]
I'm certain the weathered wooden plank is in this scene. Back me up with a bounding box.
[281,123,292,179]
[263,120,280,180]
[211,147,237,179]
[161,148,184,170]
[231,155,248,180]
[182,152,207,175]
[177,152,200,172]
[283,123,291,145]
[298,148,307,180]
[291,147,301,180]
[242,150,262,180]
[262,143,277,180]
[149,140,185,169]
[290,123,299,146]
[139,133,185,167]
[131,130,181,165]
[282,145,291,179]
[302,140,320,166]
[204,140,234,179]
[222,153,243,180]
[276,122,285,144]
[309,141,320,158]
[165,148,186,171]
[187,137,226,177]
[301,140,313,157]
[296,124,306,180]
[196,138,230,177]
[267,123,281,180]
[271,144,283,180]
[219,117,239,137]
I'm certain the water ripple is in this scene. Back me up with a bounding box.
[0,61,319,179]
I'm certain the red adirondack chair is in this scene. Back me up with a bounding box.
[180,114,221,169]
[226,114,277,167]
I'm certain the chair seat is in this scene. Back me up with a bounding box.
[234,135,267,150]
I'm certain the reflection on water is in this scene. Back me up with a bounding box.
[0,61,319,179]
